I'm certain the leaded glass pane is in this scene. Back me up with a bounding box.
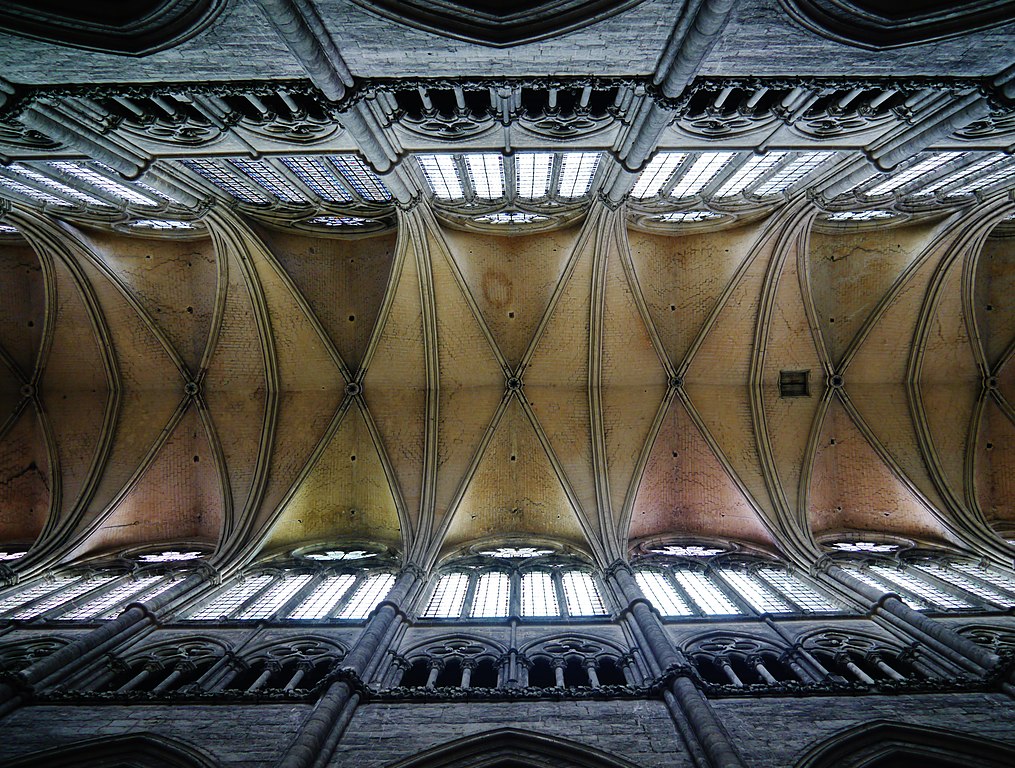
[189,574,274,619]
[631,153,685,198]
[864,152,964,196]
[229,159,308,204]
[635,570,693,616]
[99,575,181,619]
[952,563,1015,597]
[910,154,1006,197]
[421,572,470,618]
[463,154,505,199]
[470,571,510,618]
[237,573,314,619]
[521,571,559,617]
[914,563,1015,608]
[670,152,735,198]
[10,165,110,207]
[672,570,742,615]
[753,152,831,196]
[0,174,70,206]
[516,153,553,198]
[846,566,928,610]
[0,576,80,617]
[557,152,600,198]
[416,154,464,199]
[560,571,607,616]
[62,575,165,620]
[869,565,974,610]
[10,574,117,619]
[280,156,353,202]
[716,569,792,613]
[331,156,391,201]
[713,152,785,197]
[288,574,357,619]
[756,569,840,612]
[336,573,396,619]
[49,161,163,207]
[181,159,272,204]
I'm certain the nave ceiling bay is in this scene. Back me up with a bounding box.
[0,196,1012,577]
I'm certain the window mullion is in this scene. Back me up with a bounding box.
[553,571,569,619]
[503,154,517,201]
[265,157,324,205]
[907,562,995,609]
[460,570,480,619]
[274,571,324,619]
[320,157,364,203]
[230,574,280,619]
[705,566,756,615]
[951,564,1015,602]
[666,568,700,617]
[658,154,696,198]
[509,568,521,619]
[328,573,364,619]
[34,573,120,620]
[858,563,937,608]
[547,153,564,203]
[700,151,747,199]
[456,155,477,204]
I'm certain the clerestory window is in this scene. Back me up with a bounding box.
[185,547,397,622]
[634,545,842,619]
[420,548,608,621]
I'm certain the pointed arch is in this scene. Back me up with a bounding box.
[795,720,1015,768]
[4,733,218,768]
[383,727,639,768]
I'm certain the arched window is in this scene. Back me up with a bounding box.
[0,548,202,622]
[393,638,504,690]
[632,544,842,619]
[219,640,342,693]
[521,637,632,689]
[830,543,1015,612]
[804,630,924,685]
[419,546,609,621]
[98,640,223,694]
[184,546,397,622]
[685,634,800,687]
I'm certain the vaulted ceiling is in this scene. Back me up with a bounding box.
[1,193,1012,573]
[0,0,1013,576]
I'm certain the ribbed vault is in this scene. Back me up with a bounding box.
[0,195,1012,574]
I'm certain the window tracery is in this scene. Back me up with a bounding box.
[0,570,185,622]
[184,547,398,623]
[833,547,1015,612]
[684,634,799,687]
[419,549,609,621]
[633,546,843,619]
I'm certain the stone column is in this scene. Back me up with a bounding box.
[823,564,1000,672]
[605,562,747,768]
[0,570,207,717]
[275,566,422,768]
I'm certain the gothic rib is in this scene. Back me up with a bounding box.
[408,206,441,562]
[421,391,511,568]
[64,228,191,382]
[355,211,419,556]
[674,386,785,550]
[906,197,1013,561]
[515,392,607,566]
[204,213,279,571]
[749,202,821,561]
[9,210,121,573]
[588,206,617,560]
[836,387,964,546]
[611,204,678,553]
